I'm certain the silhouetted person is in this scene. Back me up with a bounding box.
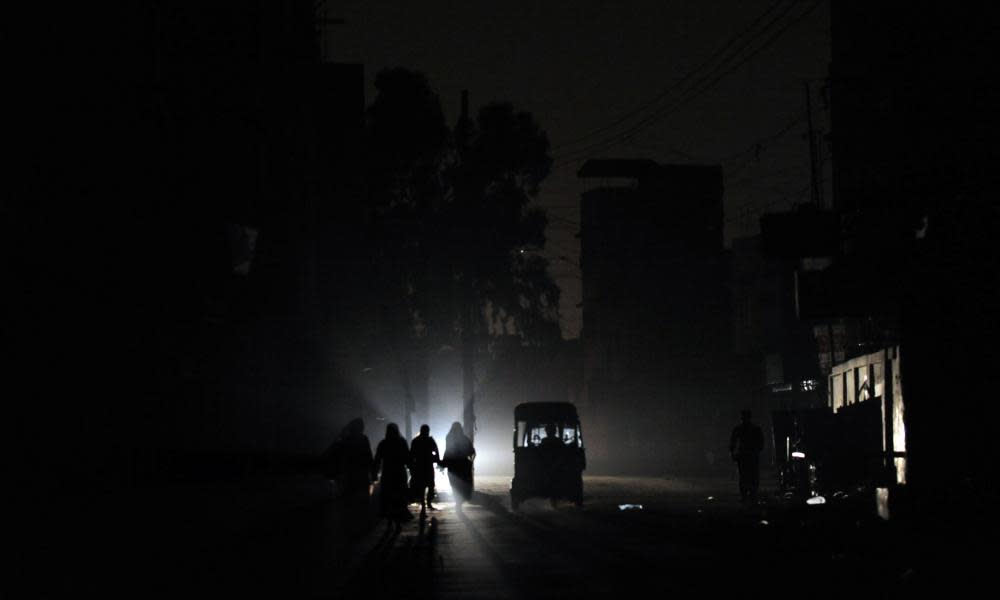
[442,422,476,512]
[539,424,565,449]
[410,424,440,516]
[324,418,374,537]
[324,418,375,496]
[373,423,413,527]
[730,410,764,504]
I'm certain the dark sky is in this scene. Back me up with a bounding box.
[325,0,832,339]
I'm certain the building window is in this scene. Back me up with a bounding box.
[832,374,844,411]
[845,370,855,406]
[873,362,884,398]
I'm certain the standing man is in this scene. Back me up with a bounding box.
[730,410,764,504]
[410,424,440,517]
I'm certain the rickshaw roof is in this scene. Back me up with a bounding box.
[514,402,580,422]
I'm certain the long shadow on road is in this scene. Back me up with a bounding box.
[325,486,912,598]
[467,490,724,596]
[337,514,441,599]
[468,489,908,596]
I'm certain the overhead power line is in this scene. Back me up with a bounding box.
[553,0,824,172]
[725,172,830,228]
[720,111,806,165]
[553,0,802,165]
[553,0,790,151]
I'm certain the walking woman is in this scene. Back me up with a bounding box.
[373,423,413,526]
[442,422,476,512]
[323,418,374,537]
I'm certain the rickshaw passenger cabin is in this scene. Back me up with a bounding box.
[510,402,586,509]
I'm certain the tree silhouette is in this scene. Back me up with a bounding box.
[446,100,560,437]
[364,69,560,439]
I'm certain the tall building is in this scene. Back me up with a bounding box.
[578,159,729,471]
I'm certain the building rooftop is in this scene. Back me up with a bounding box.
[577,159,722,180]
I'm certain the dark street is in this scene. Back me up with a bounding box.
[34,474,977,597]
[10,2,998,597]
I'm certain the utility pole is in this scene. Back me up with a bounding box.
[804,82,823,208]
[314,0,346,62]
[457,90,477,443]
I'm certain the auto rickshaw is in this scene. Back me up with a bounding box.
[510,402,586,509]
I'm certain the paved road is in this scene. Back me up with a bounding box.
[332,475,904,598]
[38,475,922,597]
